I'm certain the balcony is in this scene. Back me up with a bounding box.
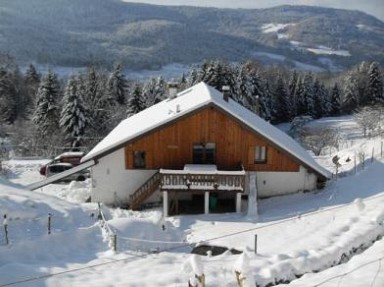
[159,164,246,192]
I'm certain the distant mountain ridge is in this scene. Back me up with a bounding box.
[0,0,383,70]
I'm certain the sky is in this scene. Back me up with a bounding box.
[122,0,384,21]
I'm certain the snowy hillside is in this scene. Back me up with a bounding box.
[1,1,383,70]
[0,116,383,287]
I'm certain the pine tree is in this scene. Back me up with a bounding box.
[233,64,253,109]
[295,78,306,116]
[24,64,40,113]
[187,68,199,87]
[356,61,370,105]
[272,76,290,122]
[342,71,359,114]
[83,67,112,138]
[32,70,61,137]
[0,67,17,123]
[198,60,230,91]
[303,73,314,116]
[142,77,167,107]
[368,62,383,105]
[258,83,273,121]
[126,83,146,117]
[11,67,29,120]
[329,83,341,116]
[311,78,324,119]
[60,75,89,148]
[285,70,298,118]
[106,64,127,105]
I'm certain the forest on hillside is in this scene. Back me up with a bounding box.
[0,52,383,159]
[1,1,383,70]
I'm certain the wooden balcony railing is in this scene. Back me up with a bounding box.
[159,169,245,192]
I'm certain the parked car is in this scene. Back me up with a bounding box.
[39,151,89,181]
[45,162,89,181]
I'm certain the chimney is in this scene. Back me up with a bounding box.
[222,85,230,102]
[168,82,179,100]
[255,95,260,115]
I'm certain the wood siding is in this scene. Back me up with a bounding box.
[125,106,300,172]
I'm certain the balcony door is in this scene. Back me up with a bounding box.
[192,143,216,165]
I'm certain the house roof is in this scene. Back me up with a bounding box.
[82,82,330,179]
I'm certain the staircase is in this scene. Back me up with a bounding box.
[129,171,161,210]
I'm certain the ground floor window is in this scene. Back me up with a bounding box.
[133,151,146,168]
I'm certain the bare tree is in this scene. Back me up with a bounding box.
[354,106,383,138]
[300,127,342,156]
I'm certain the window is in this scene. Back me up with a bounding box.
[193,143,216,164]
[254,146,267,163]
[133,151,146,168]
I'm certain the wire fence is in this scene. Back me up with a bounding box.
[1,196,384,287]
[313,256,384,287]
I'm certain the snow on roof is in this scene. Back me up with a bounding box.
[54,152,85,160]
[82,82,330,178]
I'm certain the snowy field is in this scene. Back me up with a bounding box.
[0,116,383,287]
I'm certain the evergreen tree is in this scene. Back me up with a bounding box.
[258,83,273,121]
[24,64,40,112]
[342,71,359,114]
[142,76,166,107]
[233,64,253,109]
[0,67,17,123]
[356,61,370,105]
[295,78,306,116]
[368,62,383,105]
[272,76,290,122]
[32,70,61,137]
[198,60,230,91]
[126,83,146,117]
[329,83,341,116]
[311,78,324,119]
[178,73,188,91]
[12,67,30,120]
[187,68,199,87]
[60,75,89,147]
[83,67,112,138]
[106,64,127,105]
[288,70,299,116]
[303,73,314,116]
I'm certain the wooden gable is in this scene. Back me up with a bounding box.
[125,105,300,172]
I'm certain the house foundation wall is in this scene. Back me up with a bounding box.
[90,148,158,205]
[253,166,317,198]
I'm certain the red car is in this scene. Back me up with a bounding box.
[39,152,85,177]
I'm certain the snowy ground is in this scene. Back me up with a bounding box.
[0,116,383,287]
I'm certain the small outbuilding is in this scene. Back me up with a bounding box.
[82,82,330,215]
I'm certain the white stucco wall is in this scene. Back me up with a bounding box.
[90,148,157,205]
[91,149,318,206]
[252,166,318,198]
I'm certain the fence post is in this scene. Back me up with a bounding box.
[97,202,102,221]
[112,234,117,252]
[3,214,8,245]
[381,141,383,158]
[254,234,258,254]
[372,147,374,163]
[48,213,52,235]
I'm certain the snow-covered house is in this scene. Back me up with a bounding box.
[82,82,330,215]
